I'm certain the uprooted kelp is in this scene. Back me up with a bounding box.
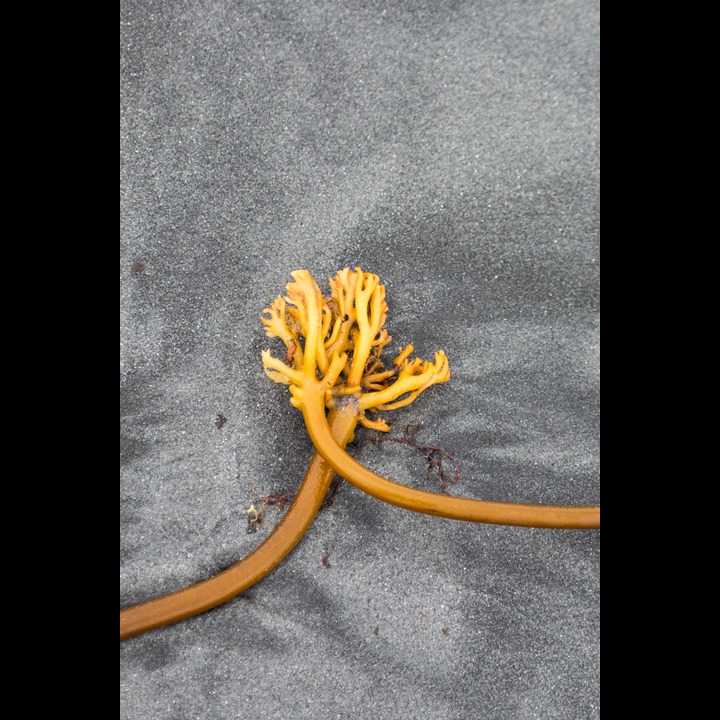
[120,267,599,641]
[261,268,600,528]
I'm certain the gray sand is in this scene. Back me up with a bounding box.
[120,2,599,717]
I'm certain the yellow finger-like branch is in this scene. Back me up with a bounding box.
[261,349,304,386]
[369,283,387,340]
[345,271,375,387]
[358,414,391,432]
[321,351,349,398]
[324,313,343,349]
[286,270,325,379]
[373,389,423,412]
[328,268,356,324]
[357,351,450,411]
[371,328,391,349]
[361,368,398,387]
[393,344,414,366]
[261,296,297,347]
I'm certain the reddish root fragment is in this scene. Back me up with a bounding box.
[348,422,461,496]
[263,481,342,513]
[385,423,460,495]
[259,492,295,513]
[320,476,343,510]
